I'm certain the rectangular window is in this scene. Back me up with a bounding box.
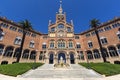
[75,36,79,39]
[86,33,90,37]
[69,42,73,48]
[91,31,95,36]
[18,29,23,33]
[31,34,36,37]
[104,26,112,31]
[76,44,81,49]
[88,42,93,48]
[0,23,9,28]
[9,26,17,31]
[101,38,108,44]
[98,28,104,33]
[42,45,46,49]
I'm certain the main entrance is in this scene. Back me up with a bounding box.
[70,53,75,64]
[58,53,66,63]
[49,53,54,64]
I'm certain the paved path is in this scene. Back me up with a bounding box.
[20,64,102,78]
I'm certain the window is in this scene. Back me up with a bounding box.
[75,36,79,39]
[9,26,17,31]
[100,37,108,44]
[43,36,47,39]
[117,31,120,40]
[112,23,120,28]
[98,28,104,33]
[31,34,36,37]
[76,43,81,49]
[29,41,35,48]
[42,43,46,49]
[67,27,71,32]
[0,45,4,55]
[18,29,23,33]
[104,26,111,31]
[51,27,55,32]
[86,33,90,37]
[26,32,31,36]
[50,41,54,48]
[14,37,22,45]
[0,31,5,41]
[69,41,73,48]
[0,23,8,28]
[88,41,93,48]
[91,31,95,36]
[79,51,84,60]
[58,24,64,29]
[57,40,66,48]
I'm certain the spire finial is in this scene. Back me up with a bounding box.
[59,0,63,14]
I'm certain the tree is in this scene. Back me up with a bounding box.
[16,20,33,62]
[90,19,107,62]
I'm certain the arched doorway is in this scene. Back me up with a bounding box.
[49,53,54,64]
[58,52,66,63]
[87,50,93,60]
[70,52,75,64]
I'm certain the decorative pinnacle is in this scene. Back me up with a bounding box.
[59,0,63,14]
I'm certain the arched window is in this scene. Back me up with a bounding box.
[93,49,101,59]
[14,37,22,45]
[58,24,64,29]
[30,51,36,60]
[13,48,20,58]
[57,40,66,48]
[67,27,71,32]
[0,44,4,55]
[108,46,118,57]
[29,40,35,48]
[51,27,55,32]
[3,46,14,57]
[49,41,54,48]
[22,49,29,59]
[69,41,73,48]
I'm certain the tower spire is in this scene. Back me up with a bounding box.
[59,0,63,14]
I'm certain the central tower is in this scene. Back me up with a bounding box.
[46,0,77,64]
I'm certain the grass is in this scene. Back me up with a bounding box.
[79,63,120,76]
[0,63,44,77]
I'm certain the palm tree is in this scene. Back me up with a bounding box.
[90,19,107,62]
[16,20,33,62]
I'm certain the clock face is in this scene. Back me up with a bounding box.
[58,24,64,29]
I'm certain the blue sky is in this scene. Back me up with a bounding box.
[0,0,120,33]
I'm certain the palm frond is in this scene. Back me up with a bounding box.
[90,19,100,28]
[19,19,33,30]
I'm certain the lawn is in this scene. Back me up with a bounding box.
[79,63,120,76]
[0,63,44,77]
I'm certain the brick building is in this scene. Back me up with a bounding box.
[0,3,120,64]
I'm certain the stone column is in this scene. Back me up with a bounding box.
[36,51,40,63]
[19,50,24,62]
